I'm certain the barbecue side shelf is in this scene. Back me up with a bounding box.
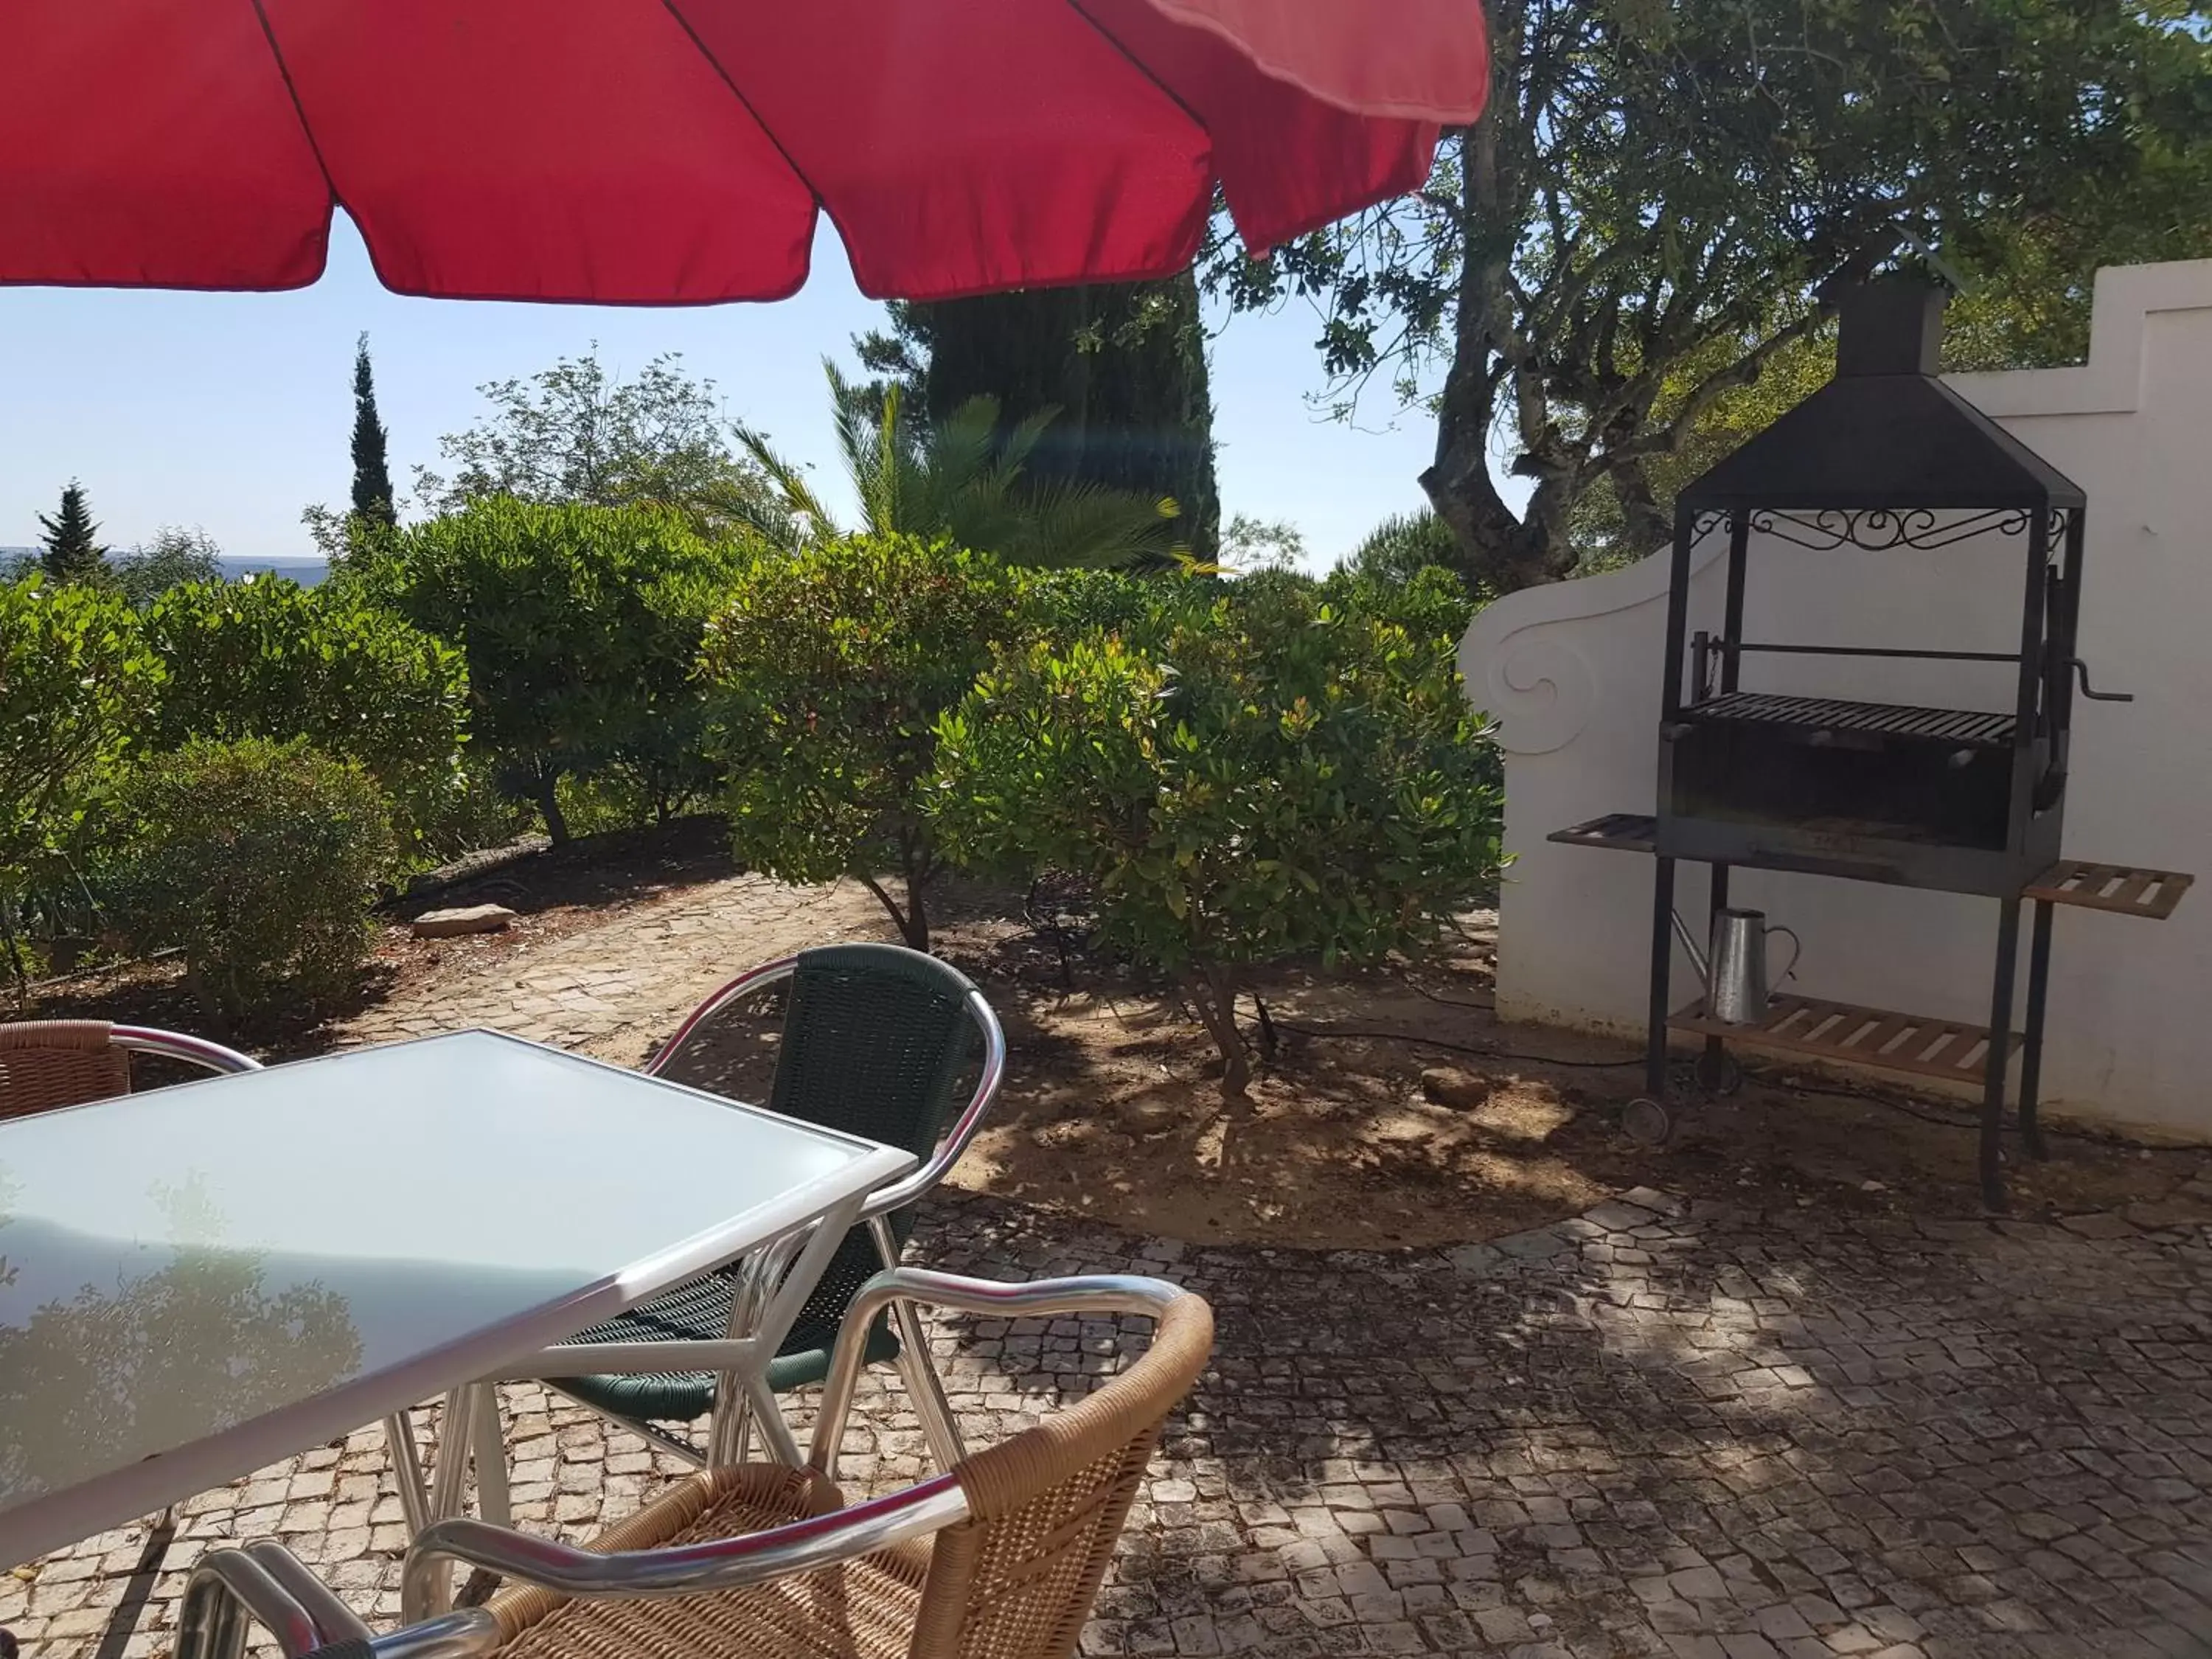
[1545,812,2191,1084]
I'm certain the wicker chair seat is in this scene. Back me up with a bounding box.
[0,1020,131,1119]
[489,1467,925,1659]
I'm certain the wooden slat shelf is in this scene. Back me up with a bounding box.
[2025,859,2192,921]
[1548,812,1657,854]
[1669,992,2023,1085]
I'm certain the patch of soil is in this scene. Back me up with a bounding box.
[925,888,2212,1250]
[942,989,1610,1249]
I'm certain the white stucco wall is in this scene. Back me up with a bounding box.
[1460,260,2212,1138]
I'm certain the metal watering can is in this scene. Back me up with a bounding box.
[1670,906,1801,1025]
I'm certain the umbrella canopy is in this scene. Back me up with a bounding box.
[1,1,1487,304]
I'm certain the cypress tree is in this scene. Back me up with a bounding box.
[350,332,397,527]
[901,274,1220,562]
[36,481,107,582]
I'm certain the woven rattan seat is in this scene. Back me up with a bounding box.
[181,1275,1210,1659]
[484,1290,1212,1659]
[0,1020,131,1119]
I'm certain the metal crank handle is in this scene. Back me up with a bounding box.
[2065,658,2133,703]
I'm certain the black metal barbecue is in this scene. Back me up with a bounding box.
[1551,278,2193,1208]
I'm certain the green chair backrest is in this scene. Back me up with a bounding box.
[767,943,979,1173]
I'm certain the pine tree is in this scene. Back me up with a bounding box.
[350,332,397,527]
[36,481,107,582]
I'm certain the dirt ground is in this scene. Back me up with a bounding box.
[914,891,2212,1248]
[21,823,2211,1250]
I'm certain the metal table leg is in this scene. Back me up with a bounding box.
[703,1192,869,1469]
[470,1387,510,1528]
[384,1413,431,1537]
[2019,899,2054,1162]
[415,1384,483,1615]
[1980,899,2023,1211]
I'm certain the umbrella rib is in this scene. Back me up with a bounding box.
[657,0,830,214]
[1061,0,1215,139]
[246,0,343,215]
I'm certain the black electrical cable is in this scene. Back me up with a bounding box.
[1231,995,1644,1068]
[1407,981,1497,1012]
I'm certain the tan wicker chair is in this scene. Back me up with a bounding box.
[0,1018,259,1119]
[176,1270,1213,1659]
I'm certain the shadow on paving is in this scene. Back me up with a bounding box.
[907,1185,2212,1658]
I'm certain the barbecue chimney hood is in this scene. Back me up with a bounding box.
[1680,278,2084,514]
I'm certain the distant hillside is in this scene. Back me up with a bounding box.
[1,547,327,587]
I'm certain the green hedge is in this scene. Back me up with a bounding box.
[0,576,160,880]
[370,498,751,842]
[112,737,397,1026]
[699,533,1043,950]
[933,566,1502,1096]
[142,577,467,850]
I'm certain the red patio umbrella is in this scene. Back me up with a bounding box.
[0,1,1487,304]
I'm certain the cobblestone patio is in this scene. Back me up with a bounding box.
[340,871,887,1060]
[8,1179,2210,1659]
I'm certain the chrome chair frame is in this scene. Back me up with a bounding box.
[107,1024,262,1077]
[177,1271,1190,1659]
[456,950,1006,1531]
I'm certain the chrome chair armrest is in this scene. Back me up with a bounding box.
[112,1024,260,1075]
[400,1475,970,1624]
[640,959,798,1075]
[807,1269,1191,1472]
[181,1545,481,1659]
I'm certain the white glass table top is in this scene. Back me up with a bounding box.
[0,1029,912,1566]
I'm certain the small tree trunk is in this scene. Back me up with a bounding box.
[1251,992,1279,1058]
[859,875,930,953]
[1186,963,1251,1100]
[900,869,931,953]
[184,962,232,1038]
[533,770,570,846]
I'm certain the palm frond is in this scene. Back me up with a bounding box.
[1000,481,1183,569]
[996,403,1062,476]
[731,420,839,548]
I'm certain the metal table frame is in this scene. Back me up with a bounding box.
[0,1032,913,1571]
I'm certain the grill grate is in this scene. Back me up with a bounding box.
[1688,690,2015,747]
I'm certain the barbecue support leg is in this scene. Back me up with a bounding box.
[1703,864,1731,1081]
[2019,899,2054,1162]
[1980,898,2023,1211]
[1646,857,1677,1098]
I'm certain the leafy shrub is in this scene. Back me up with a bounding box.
[112,738,397,1026]
[0,576,159,880]
[700,534,1044,950]
[414,757,535,863]
[114,526,224,607]
[373,498,747,842]
[933,568,1503,1097]
[142,577,467,852]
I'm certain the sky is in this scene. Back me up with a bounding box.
[0,216,1450,570]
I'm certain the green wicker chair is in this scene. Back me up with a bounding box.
[528,944,1005,1476]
